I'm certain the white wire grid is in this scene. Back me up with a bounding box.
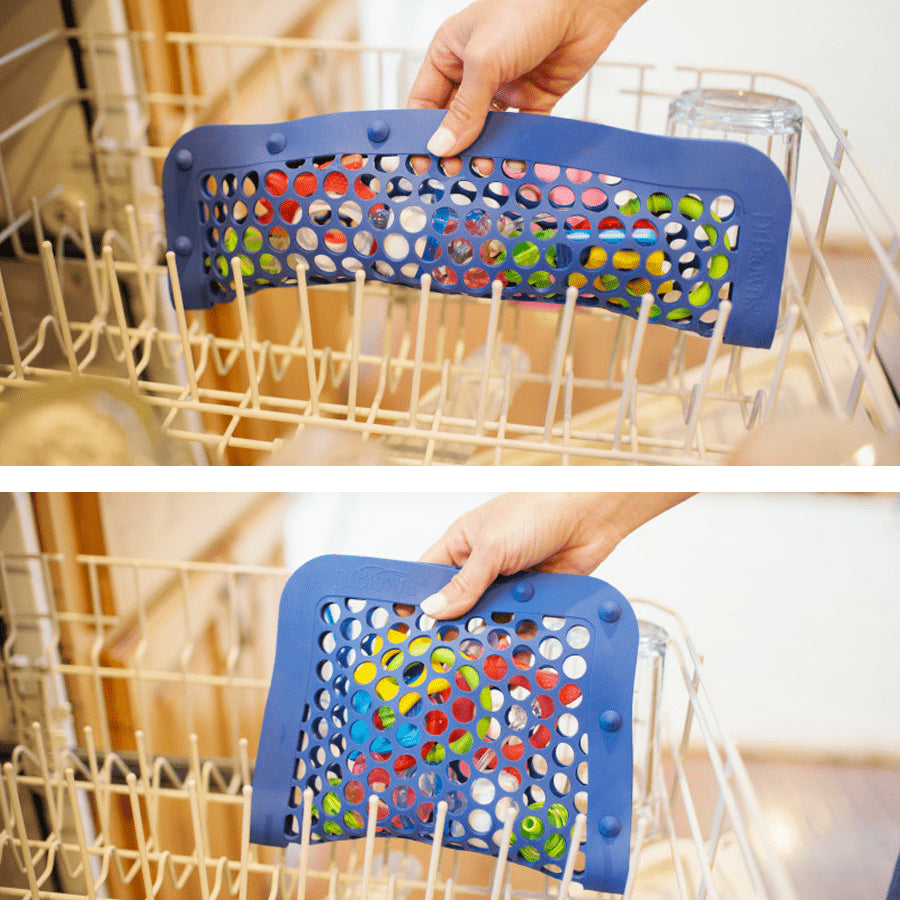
[0,29,897,464]
[0,550,797,899]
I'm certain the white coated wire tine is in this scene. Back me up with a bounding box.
[621,814,650,900]
[805,124,843,259]
[794,292,843,415]
[209,856,229,900]
[64,768,99,900]
[806,119,900,310]
[77,200,105,318]
[555,813,587,900]
[128,32,151,134]
[3,762,41,898]
[560,366,574,466]
[795,208,896,426]
[607,310,628,382]
[30,721,61,836]
[543,285,579,439]
[408,273,432,426]
[295,787,314,900]
[667,646,770,899]
[0,762,15,846]
[103,245,140,390]
[476,280,503,433]
[29,195,46,247]
[628,375,640,455]
[667,331,688,386]
[189,732,204,787]
[746,389,765,430]
[360,793,381,899]
[424,800,449,900]
[0,148,26,255]
[665,732,723,900]
[683,300,732,455]
[722,344,740,399]
[699,764,731,900]
[845,238,899,418]
[489,805,517,900]
[431,292,450,370]
[125,203,155,322]
[239,785,253,900]
[491,357,516,465]
[450,294,467,365]
[83,726,112,843]
[0,263,24,378]
[265,860,283,900]
[125,771,156,899]
[326,862,339,900]
[86,564,113,749]
[39,239,79,373]
[613,293,654,449]
[178,567,197,737]
[134,730,159,848]
[716,742,801,900]
[380,836,392,875]
[166,249,200,401]
[231,257,261,409]
[134,570,155,753]
[652,739,692,900]
[294,262,319,416]
[347,269,366,421]
[423,357,452,466]
[224,571,245,763]
[188,777,213,900]
[362,354,391,435]
[239,738,252,790]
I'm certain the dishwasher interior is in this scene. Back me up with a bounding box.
[0,17,898,464]
[0,492,798,899]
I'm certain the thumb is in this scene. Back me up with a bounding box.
[426,66,497,158]
[420,549,499,620]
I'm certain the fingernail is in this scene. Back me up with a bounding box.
[427,127,455,158]
[420,591,448,617]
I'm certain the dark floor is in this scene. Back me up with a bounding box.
[742,756,900,900]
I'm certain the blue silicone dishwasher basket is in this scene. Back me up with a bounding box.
[250,555,639,893]
[163,109,791,348]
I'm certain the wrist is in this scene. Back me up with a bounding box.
[604,492,694,544]
[571,492,693,558]
[570,0,646,32]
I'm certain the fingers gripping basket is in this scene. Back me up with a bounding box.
[249,555,639,894]
[163,110,791,348]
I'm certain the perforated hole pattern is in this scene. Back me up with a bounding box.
[283,597,596,878]
[199,153,740,337]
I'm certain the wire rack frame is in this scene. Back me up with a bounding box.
[0,29,897,464]
[0,549,797,899]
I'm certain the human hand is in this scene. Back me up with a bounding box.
[419,492,691,619]
[407,0,647,158]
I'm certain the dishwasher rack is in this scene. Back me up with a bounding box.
[0,28,897,464]
[0,549,797,899]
